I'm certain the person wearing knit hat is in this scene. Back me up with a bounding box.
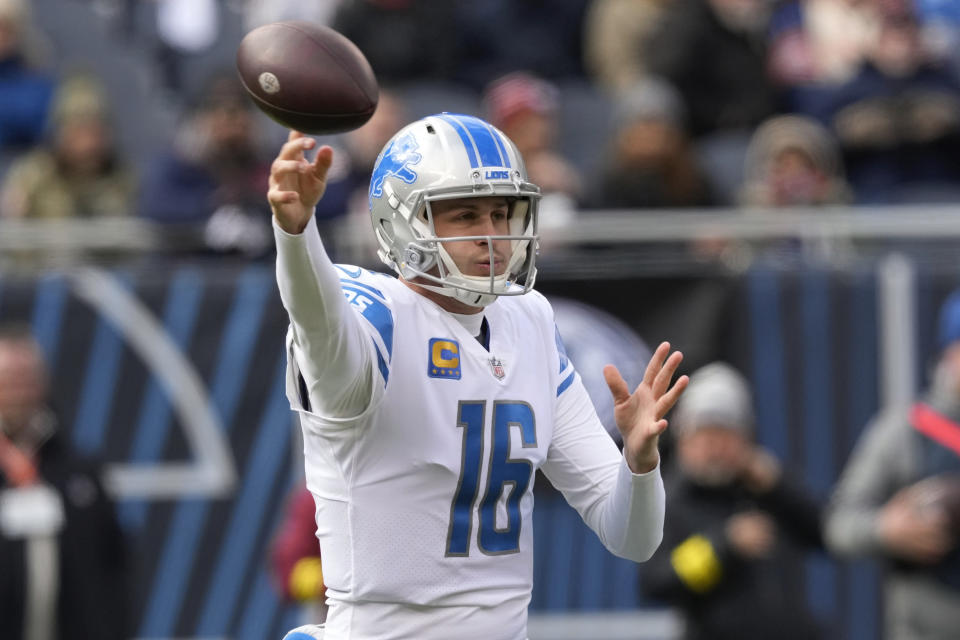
[739,114,852,208]
[641,362,825,640]
[0,71,134,220]
[586,77,713,209]
[483,71,559,135]
[673,362,753,435]
[481,71,581,224]
[671,363,761,488]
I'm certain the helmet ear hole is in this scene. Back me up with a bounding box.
[379,219,394,240]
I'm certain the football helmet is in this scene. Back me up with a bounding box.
[368,113,541,307]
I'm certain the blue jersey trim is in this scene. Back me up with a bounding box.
[437,114,480,168]
[374,340,389,386]
[339,278,385,301]
[555,325,570,374]
[557,371,576,397]
[342,284,394,359]
[334,265,363,279]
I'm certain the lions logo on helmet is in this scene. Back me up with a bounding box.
[369,113,541,308]
[369,133,422,201]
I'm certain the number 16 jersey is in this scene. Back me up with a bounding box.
[277,222,664,640]
[288,264,573,601]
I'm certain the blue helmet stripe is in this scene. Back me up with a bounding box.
[489,124,511,168]
[437,114,479,168]
[453,114,510,168]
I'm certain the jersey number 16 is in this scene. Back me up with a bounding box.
[446,400,537,556]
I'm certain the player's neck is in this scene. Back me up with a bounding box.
[401,278,485,315]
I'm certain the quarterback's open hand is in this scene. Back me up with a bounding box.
[604,342,688,474]
[268,130,334,234]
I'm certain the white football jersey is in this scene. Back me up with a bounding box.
[275,216,665,640]
[286,265,576,638]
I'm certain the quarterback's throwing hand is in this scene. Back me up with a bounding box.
[604,342,688,474]
[268,130,334,234]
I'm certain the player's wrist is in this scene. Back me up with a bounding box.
[273,211,311,236]
[627,449,660,475]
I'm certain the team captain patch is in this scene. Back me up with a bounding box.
[428,338,461,379]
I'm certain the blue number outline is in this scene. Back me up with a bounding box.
[479,401,537,555]
[445,400,537,557]
[445,401,485,556]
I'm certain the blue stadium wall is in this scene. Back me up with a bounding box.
[1,261,957,640]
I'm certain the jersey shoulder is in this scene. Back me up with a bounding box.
[510,291,578,390]
[500,288,555,325]
[334,265,399,383]
[333,264,401,297]
[500,290,576,380]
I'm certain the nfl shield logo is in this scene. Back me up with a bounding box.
[489,357,505,380]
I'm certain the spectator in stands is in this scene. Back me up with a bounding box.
[645,0,776,140]
[454,0,591,90]
[641,362,825,640]
[270,485,327,624]
[332,0,457,87]
[766,0,881,95]
[0,324,128,640]
[586,78,712,209]
[816,11,960,203]
[583,0,670,94]
[483,71,580,226]
[643,0,777,203]
[0,73,135,219]
[139,71,272,256]
[740,115,851,207]
[0,0,54,156]
[825,290,960,640]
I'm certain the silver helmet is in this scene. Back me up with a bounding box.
[368,113,541,307]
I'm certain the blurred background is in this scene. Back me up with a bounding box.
[2,0,960,638]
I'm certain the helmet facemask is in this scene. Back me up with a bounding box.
[415,193,538,307]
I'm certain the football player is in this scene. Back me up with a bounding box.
[268,114,688,639]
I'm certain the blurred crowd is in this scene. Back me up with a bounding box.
[4,2,960,638]
[2,0,960,259]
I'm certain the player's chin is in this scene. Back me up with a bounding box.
[470,260,507,277]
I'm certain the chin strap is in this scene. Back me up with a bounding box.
[409,279,495,308]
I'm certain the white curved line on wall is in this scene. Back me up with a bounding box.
[69,268,237,498]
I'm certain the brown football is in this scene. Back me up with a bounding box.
[236,21,379,134]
